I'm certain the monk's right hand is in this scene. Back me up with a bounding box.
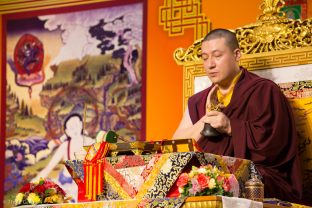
[201,111,232,136]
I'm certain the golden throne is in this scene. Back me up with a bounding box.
[174,0,312,205]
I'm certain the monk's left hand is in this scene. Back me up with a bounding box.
[203,111,231,136]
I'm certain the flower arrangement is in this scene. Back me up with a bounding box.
[14,178,69,206]
[177,165,237,197]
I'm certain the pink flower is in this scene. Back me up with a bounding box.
[197,173,209,189]
[222,179,231,192]
[228,174,239,197]
[178,165,236,197]
[189,178,201,195]
[177,173,189,187]
[216,175,225,183]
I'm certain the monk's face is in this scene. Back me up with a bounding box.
[201,38,241,86]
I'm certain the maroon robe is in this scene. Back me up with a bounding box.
[188,67,302,202]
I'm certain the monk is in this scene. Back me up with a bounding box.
[173,29,302,203]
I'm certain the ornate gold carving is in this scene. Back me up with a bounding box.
[240,48,312,70]
[174,39,203,66]
[174,0,312,65]
[174,0,312,111]
[236,0,312,54]
[159,0,210,40]
[181,49,312,109]
[256,0,286,22]
[182,64,205,110]
[132,149,143,155]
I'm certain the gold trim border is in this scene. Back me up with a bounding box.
[104,171,132,200]
[182,47,312,110]
[0,0,112,14]
[240,47,312,71]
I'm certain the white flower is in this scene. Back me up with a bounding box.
[178,187,184,193]
[198,167,207,174]
[208,178,216,189]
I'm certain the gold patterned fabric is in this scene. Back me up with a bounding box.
[280,81,312,205]
[138,197,186,208]
[66,152,260,201]
[15,200,139,208]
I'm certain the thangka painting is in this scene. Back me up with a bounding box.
[282,0,307,19]
[3,0,146,205]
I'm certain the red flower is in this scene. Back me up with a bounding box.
[33,184,45,194]
[15,178,68,206]
[197,173,209,189]
[42,180,66,196]
[222,179,231,192]
[56,185,66,196]
[216,175,225,183]
[19,183,32,193]
[43,180,56,190]
[177,173,189,187]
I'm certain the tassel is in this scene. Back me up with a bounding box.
[84,142,109,201]
[92,163,97,200]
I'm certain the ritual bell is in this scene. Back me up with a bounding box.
[201,123,220,137]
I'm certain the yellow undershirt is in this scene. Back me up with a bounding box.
[217,70,242,107]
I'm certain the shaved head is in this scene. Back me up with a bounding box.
[202,28,239,51]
